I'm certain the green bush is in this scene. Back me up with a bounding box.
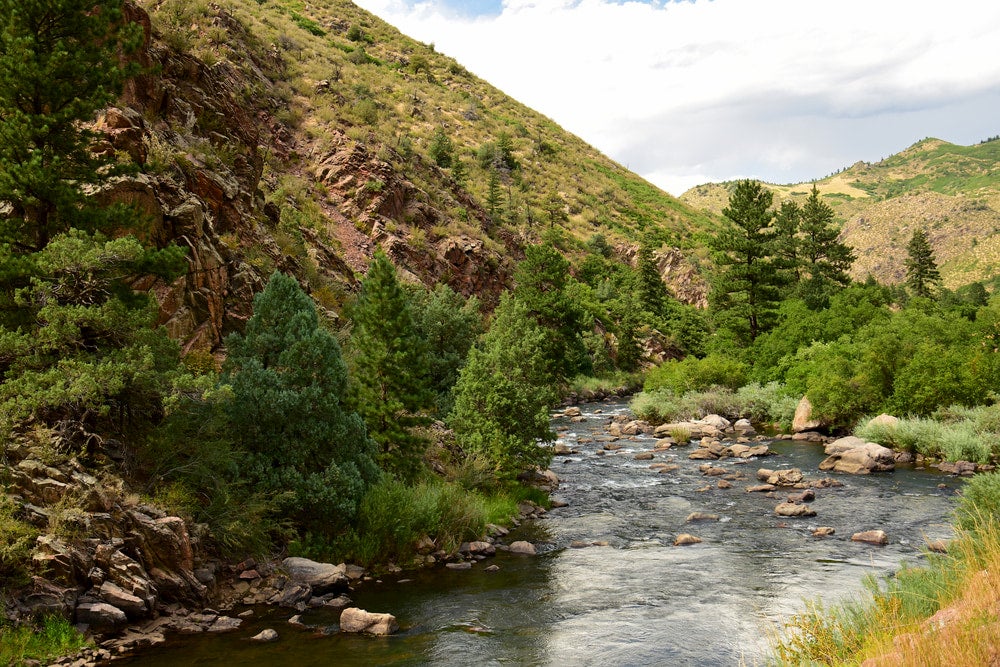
[0,493,37,587]
[856,415,996,463]
[643,354,747,394]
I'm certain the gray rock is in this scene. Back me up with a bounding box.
[76,602,127,633]
[99,581,148,618]
[281,557,348,594]
[251,629,278,642]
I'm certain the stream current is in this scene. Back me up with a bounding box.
[125,399,960,665]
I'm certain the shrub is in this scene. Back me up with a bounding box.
[643,354,748,395]
[0,493,37,587]
[957,471,1000,531]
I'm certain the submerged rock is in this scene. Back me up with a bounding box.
[673,534,702,546]
[251,629,278,642]
[508,541,537,556]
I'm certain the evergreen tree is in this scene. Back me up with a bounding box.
[0,0,142,254]
[450,158,467,187]
[513,243,590,380]
[798,184,855,307]
[485,168,502,222]
[449,293,556,478]
[222,272,379,532]
[772,200,802,283]
[411,283,482,416]
[349,252,433,481]
[905,229,941,298]
[428,127,453,168]
[0,231,186,442]
[709,180,784,345]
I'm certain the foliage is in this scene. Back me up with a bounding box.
[428,127,454,168]
[410,283,482,416]
[0,492,37,586]
[643,353,748,395]
[0,0,142,253]
[513,244,590,380]
[709,180,785,345]
[957,472,1000,531]
[349,252,433,481]
[449,294,557,479]
[797,184,855,308]
[631,381,795,425]
[856,416,994,463]
[223,271,380,535]
[0,232,187,440]
[0,615,90,666]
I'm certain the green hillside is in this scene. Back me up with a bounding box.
[681,137,1000,289]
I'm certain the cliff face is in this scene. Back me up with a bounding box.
[100,3,514,354]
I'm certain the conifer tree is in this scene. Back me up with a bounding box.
[349,252,433,481]
[449,293,556,478]
[905,229,941,298]
[223,272,379,531]
[798,184,855,307]
[0,0,142,253]
[772,200,802,283]
[709,180,784,344]
[513,243,590,379]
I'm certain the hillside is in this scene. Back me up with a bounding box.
[109,0,716,353]
[681,138,1000,289]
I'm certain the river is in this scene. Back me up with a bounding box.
[123,399,960,665]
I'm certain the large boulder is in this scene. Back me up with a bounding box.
[775,502,816,517]
[281,557,348,595]
[76,601,128,633]
[820,437,895,474]
[756,468,804,487]
[851,530,889,546]
[792,396,822,433]
[339,607,399,635]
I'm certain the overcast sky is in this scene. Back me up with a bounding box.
[353,0,1000,195]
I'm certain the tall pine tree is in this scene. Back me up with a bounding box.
[349,252,433,482]
[905,229,941,298]
[223,272,379,532]
[709,180,784,345]
[798,184,855,307]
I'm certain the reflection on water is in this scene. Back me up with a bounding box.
[124,400,960,666]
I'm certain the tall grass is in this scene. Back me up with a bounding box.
[773,472,1000,665]
[0,616,90,665]
[290,478,529,568]
[855,412,999,462]
[630,381,797,427]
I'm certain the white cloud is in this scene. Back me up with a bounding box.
[355,0,1000,194]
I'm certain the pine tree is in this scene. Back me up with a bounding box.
[485,168,502,222]
[411,283,482,416]
[798,184,855,307]
[428,127,453,168]
[709,180,784,345]
[222,272,380,532]
[0,0,142,253]
[772,200,802,283]
[905,229,941,298]
[449,293,556,478]
[349,252,433,481]
[513,243,590,380]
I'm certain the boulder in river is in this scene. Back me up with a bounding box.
[673,534,702,546]
[851,530,889,546]
[282,557,348,595]
[820,437,895,474]
[686,512,720,522]
[812,527,836,537]
[792,396,823,432]
[339,608,399,635]
[251,629,279,642]
[756,468,804,486]
[775,502,816,517]
[508,541,537,555]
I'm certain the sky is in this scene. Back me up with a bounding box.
[352,0,1000,196]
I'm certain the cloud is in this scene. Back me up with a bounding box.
[355,0,1000,194]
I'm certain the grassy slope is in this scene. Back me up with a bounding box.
[681,138,1000,289]
[141,0,718,271]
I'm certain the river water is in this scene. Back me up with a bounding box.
[124,400,960,666]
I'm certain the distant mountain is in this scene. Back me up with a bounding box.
[681,138,1000,289]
